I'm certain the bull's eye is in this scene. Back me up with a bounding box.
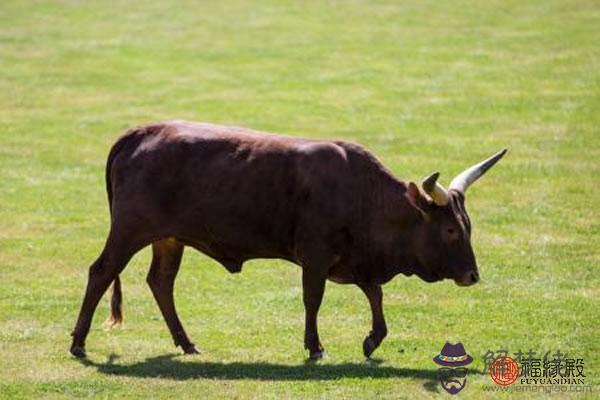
[446,227,460,241]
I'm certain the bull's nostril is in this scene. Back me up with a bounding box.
[470,272,479,283]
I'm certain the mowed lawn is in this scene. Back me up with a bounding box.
[1,0,599,398]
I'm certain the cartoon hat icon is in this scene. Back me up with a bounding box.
[433,342,473,367]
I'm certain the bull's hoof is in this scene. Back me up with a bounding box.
[182,344,200,355]
[308,350,325,360]
[70,346,86,358]
[363,336,377,358]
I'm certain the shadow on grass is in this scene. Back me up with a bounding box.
[78,353,447,382]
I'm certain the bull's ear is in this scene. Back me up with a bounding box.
[406,182,420,204]
[405,182,428,218]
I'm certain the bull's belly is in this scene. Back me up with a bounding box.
[174,232,358,284]
[325,260,357,284]
[175,233,297,274]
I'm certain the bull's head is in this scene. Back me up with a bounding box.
[405,149,507,286]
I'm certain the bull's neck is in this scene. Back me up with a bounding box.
[364,175,423,283]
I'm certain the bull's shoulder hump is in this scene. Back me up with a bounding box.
[331,140,402,185]
[332,140,374,159]
[295,140,348,161]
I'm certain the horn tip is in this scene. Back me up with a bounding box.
[422,172,441,191]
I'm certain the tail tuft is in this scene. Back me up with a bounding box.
[108,276,123,327]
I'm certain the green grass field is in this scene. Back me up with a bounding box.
[1,1,599,398]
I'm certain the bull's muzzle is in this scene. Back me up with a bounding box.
[454,270,479,287]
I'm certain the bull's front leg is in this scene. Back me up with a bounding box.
[302,269,327,360]
[358,283,387,358]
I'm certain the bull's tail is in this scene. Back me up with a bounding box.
[108,275,123,326]
[105,130,125,327]
[104,126,150,328]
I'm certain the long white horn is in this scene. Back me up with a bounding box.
[422,172,449,206]
[449,149,508,193]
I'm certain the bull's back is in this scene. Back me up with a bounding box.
[108,121,349,262]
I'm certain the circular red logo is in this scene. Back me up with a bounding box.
[489,356,519,386]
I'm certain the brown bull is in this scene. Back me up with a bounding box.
[70,121,506,359]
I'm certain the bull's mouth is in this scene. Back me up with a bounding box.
[454,279,476,287]
[453,270,480,286]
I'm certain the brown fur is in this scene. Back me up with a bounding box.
[71,121,481,359]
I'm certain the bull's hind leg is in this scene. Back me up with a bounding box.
[70,229,145,358]
[146,238,198,354]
